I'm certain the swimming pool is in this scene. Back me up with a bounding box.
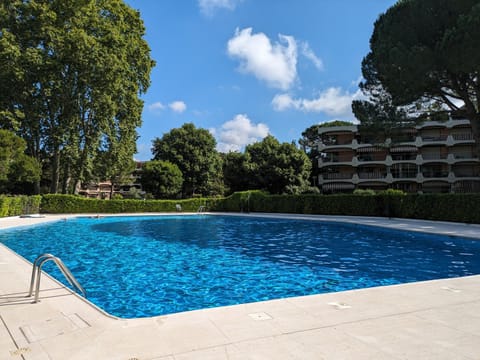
[1,215,479,318]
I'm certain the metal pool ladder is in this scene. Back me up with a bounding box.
[28,253,86,303]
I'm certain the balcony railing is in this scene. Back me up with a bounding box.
[454,172,480,178]
[321,156,353,163]
[452,133,474,141]
[421,153,448,160]
[421,135,448,142]
[453,153,476,159]
[391,154,417,161]
[358,172,386,179]
[357,155,387,162]
[323,173,353,180]
[422,171,449,178]
[392,172,417,178]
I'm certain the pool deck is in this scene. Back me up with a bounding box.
[1,213,480,359]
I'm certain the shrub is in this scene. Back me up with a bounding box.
[40,194,223,214]
[0,195,41,217]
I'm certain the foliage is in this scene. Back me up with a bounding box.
[353,189,376,196]
[215,191,480,223]
[140,160,183,199]
[360,0,480,154]
[0,0,154,193]
[152,123,223,197]
[7,192,480,224]
[222,151,250,195]
[0,195,41,217]
[352,88,415,145]
[40,194,221,214]
[0,130,41,194]
[244,135,312,194]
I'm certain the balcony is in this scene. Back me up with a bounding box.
[422,171,449,178]
[358,172,386,180]
[452,153,477,160]
[454,171,480,178]
[392,172,417,179]
[319,154,354,164]
[421,153,448,161]
[452,133,474,141]
[420,135,448,142]
[322,173,353,180]
[357,155,387,162]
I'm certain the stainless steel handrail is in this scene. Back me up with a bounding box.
[28,253,86,303]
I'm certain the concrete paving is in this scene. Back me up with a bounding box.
[0,214,479,359]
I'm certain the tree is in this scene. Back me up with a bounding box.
[152,123,224,197]
[0,129,41,194]
[222,151,250,195]
[140,160,183,199]
[244,135,312,194]
[352,89,414,145]
[360,0,480,154]
[0,0,154,193]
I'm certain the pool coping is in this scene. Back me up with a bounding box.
[1,213,480,359]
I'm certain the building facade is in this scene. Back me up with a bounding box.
[317,118,480,193]
[78,161,145,199]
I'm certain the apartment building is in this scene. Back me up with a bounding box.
[78,161,145,199]
[317,118,480,193]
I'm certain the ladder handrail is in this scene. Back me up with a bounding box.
[28,253,86,303]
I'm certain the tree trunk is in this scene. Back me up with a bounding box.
[61,162,71,194]
[50,149,60,193]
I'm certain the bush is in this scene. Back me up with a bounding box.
[0,195,42,217]
[13,192,480,224]
[40,194,223,214]
[214,191,480,223]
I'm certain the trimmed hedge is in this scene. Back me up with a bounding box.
[4,192,477,224]
[0,195,42,217]
[40,194,222,214]
[215,191,480,223]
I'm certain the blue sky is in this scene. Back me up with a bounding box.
[124,0,397,160]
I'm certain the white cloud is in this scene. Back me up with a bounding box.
[271,93,298,111]
[216,114,269,153]
[272,87,364,118]
[227,28,298,90]
[169,101,187,113]
[300,42,323,71]
[148,102,165,113]
[198,0,243,16]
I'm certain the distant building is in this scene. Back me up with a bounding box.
[317,118,480,193]
[78,161,146,199]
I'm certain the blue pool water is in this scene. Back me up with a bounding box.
[1,215,479,318]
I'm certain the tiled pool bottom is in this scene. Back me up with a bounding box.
[1,214,480,359]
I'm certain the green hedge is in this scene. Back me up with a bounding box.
[215,191,480,223]
[40,194,222,214]
[0,195,42,217]
[5,192,478,224]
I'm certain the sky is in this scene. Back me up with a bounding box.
[124,0,398,161]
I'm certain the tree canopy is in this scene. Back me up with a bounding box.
[358,0,480,151]
[152,123,223,197]
[243,135,312,194]
[140,160,183,199]
[0,0,154,193]
[0,129,41,194]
